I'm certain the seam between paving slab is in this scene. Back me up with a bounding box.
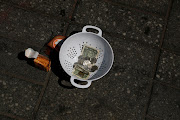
[144,0,174,120]
[67,0,179,119]
[32,1,79,120]
[32,71,52,120]
[63,0,79,36]
[0,0,79,119]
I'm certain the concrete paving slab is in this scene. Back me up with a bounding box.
[73,0,164,47]
[0,0,178,120]
[35,28,158,119]
[155,51,180,88]
[0,0,74,18]
[0,74,42,119]
[0,37,47,83]
[0,115,14,120]
[35,72,151,120]
[148,83,180,120]
[110,0,169,16]
[0,3,65,47]
[163,0,180,53]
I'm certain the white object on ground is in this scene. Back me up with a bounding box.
[59,25,114,88]
[25,48,39,59]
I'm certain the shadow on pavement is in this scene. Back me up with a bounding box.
[49,44,75,89]
[18,31,87,89]
[50,31,89,89]
[18,51,35,68]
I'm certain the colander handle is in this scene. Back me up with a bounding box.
[70,76,92,89]
[82,25,102,36]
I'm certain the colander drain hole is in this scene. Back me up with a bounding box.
[80,44,84,52]
[67,47,77,59]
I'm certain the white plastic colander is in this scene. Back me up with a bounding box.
[59,25,114,88]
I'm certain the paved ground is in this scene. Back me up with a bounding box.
[0,0,179,120]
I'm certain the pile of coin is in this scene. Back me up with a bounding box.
[72,45,99,79]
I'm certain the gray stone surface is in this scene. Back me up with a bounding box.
[145,118,152,120]
[110,0,169,16]
[163,0,180,53]
[35,29,158,119]
[0,74,42,119]
[0,0,75,18]
[0,3,65,47]
[73,0,164,47]
[0,37,47,83]
[0,115,14,120]
[148,83,180,120]
[145,116,154,120]
[65,23,84,36]
[36,72,151,120]
[0,0,179,119]
[155,51,180,88]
